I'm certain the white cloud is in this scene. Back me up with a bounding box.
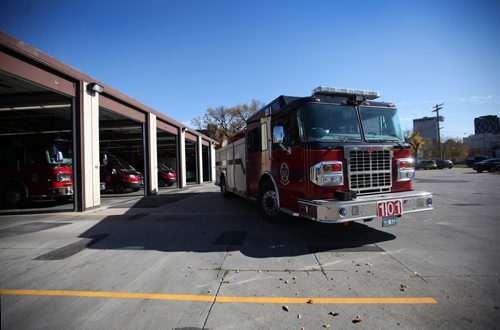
[470,95,495,104]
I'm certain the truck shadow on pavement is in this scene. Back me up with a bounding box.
[80,192,396,258]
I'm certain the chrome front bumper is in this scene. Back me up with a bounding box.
[48,186,74,196]
[298,190,433,223]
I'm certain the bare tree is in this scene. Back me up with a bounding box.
[191,100,263,143]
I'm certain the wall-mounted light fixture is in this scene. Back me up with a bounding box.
[181,127,188,133]
[87,83,104,94]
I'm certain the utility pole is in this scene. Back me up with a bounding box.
[432,103,444,160]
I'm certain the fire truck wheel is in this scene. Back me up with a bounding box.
[258,182,286,223]
[220,176,230,198]
[113,184,125,194]
[3,183,25,207]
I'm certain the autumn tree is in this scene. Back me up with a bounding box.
[191,99,263,143]
[404,129,426,161]
[442,138,469,162]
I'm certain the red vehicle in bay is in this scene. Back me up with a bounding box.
[0,135,73,207]
[100,154,143,193]
[158,163,177,187]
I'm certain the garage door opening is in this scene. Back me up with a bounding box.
[185,140,198,184]
[202,144,210,182]
[99,108,145,199]
[157,128,178,190]
[0,73,74,212]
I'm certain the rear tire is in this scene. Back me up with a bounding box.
[220,176,230,198]
[258,181,286,223]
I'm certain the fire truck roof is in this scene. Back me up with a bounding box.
[247,87,394,124]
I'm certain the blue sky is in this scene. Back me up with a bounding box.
[1,0,499,138]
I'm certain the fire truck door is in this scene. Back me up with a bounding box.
[271,112,305,211]
[246,117,271,198]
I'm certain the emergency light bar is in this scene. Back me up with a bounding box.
[312,86,381,100]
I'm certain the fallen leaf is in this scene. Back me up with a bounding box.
[306,299,314,304]
[207,289,212,293]
[329,312,339,316]
[323,324,331,328]
[352,315,363,323]
[400,284,409,292]
[236,269,240,273]
[285,280,289,284]
[293,276,297,280]
[282,305,289,312]
[297,314,301,319]
[258,270,262,273]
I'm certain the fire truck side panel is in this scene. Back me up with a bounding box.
[232,138,247,195]
[215,137,247,196]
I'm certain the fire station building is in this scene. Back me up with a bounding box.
[0,32,216,212]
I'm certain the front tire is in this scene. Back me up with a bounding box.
[113,183,125,194]
[258,182,286,223]
[3,183,26,208]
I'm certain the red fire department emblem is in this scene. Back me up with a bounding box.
[280,162,290,186]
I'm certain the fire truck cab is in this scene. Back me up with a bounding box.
[216,87,433,225]
[0,135,73,207]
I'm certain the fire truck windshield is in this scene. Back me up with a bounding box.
[299,104,362,142]
[47,141,72,165]
[359,106,403,142]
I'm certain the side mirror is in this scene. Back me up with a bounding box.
[273,126,284,144]
[101,154,108,165]
[111,168,117,175]
[56,151,64,163]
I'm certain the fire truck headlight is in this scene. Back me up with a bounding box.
[310,161,344,186]
[396,158,415,181]
[55,172,71,182]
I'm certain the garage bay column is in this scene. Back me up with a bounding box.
[179,127,187,188]
[197,135,204,184]
[146,113,158,195]
[82,82,101,209]
[211,142,216,182]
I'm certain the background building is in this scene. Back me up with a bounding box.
[413,116,439,141]
[465,115,500,157]
[474,115,500,134]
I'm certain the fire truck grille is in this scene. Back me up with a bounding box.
[347,147,392,195]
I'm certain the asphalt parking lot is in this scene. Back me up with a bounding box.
[1,167,499,329]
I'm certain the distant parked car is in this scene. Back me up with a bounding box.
[472,158,500,173]
[417,160,437,170]
[465,156,490,167]
[436,160,453,169]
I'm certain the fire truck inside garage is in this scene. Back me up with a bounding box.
[0,73,74,210]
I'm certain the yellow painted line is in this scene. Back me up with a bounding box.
[0,289,437,304]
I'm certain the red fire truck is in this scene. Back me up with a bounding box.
[216,87,433,225]
[0,135,73,207]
